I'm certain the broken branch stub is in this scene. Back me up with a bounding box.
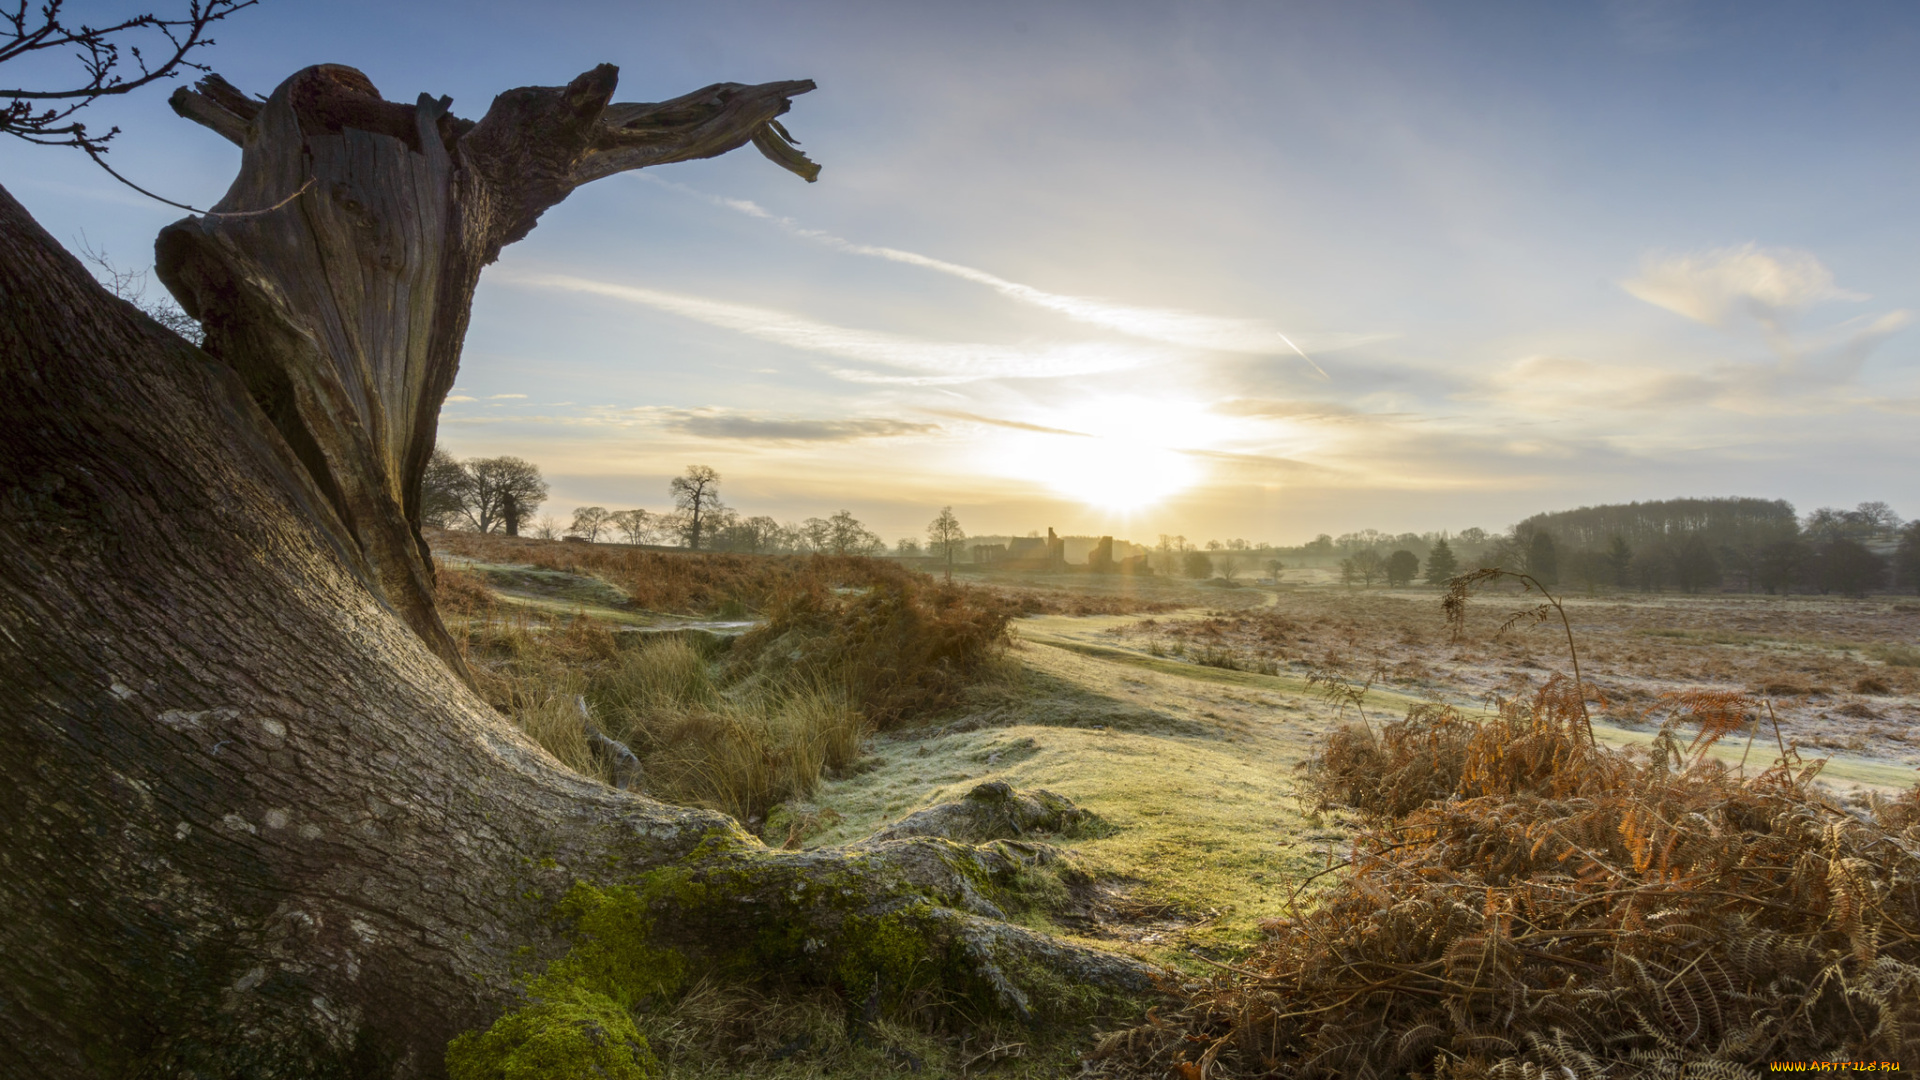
[155,64,817,675]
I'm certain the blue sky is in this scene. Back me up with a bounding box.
[8,1,1917,546]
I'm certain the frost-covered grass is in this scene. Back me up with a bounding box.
[805,640,1352,963]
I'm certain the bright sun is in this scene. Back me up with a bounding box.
[992,397,1216,512]
[1043,438,1198,511]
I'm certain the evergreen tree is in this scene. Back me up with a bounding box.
[1605,536,1634,587]
[1527,532,1559,588]
[1423,538,1458,585]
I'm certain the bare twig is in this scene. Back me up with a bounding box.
[1443,567,1593,746]
[4,1,262,205]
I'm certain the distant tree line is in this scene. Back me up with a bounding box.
[1309,497,1916,597]
[424,462,1917,595]
[423,457,892,555]
[1483,498,1916,598]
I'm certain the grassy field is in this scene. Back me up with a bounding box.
[428,537,1920,1071]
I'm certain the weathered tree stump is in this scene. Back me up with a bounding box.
[0,65,1154,1079]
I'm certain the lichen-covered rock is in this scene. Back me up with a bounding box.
[866,782,1098,844]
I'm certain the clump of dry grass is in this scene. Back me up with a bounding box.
[1101,675,1920,1077]
[435,552,1013,820]
[598,637,865,820]
[727,572,1016,729]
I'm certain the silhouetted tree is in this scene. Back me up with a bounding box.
[421,448,470,529]
[1349,549,1384,587]
[823,509,882,555]
[720,515,782,553]
[568,505,612,541]
[1184,550,1215,579]
[1386,549,1419,587]
[670,465,723,550]
[1804,503,1900,544]
[610,508,656,545]
[459,456,548,535]
[1423,538,1458,585]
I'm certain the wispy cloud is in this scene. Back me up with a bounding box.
[1622,243,1864,327]
[494,269,1166,382]
[672,414,935,442]
[1621,244,1908,378]
[922,410,1093,437]
[640,176,1384,368]
[439,404,939,442]
[489,393,528,399]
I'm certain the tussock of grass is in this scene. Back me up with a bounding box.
[1109,676,1920,1076]
[727,571,1015,729]
[435,552,1012,822]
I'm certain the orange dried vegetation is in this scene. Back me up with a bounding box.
[1101,675,1920,1077]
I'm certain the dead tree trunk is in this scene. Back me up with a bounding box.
[0,67,1153,1079]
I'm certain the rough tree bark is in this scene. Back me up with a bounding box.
[0,66,1154,1079]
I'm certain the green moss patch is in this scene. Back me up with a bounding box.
[446,884,684,1079]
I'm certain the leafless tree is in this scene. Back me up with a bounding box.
[825,508,882,555]
[610,507,655,545]
[568,505,611,542]
[460,456,547,535]
[1351,548,1384,587]
[669,464,722,550]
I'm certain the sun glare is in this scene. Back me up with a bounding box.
[1043,438,1199,511]
[984,396,1217,512]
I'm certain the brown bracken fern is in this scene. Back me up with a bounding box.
[1095,679,1920,1078]
[1443,567,1596,746]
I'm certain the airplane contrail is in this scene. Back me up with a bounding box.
[1275,331,1330,380]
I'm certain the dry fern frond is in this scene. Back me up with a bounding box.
[1138,678,1920,1077]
